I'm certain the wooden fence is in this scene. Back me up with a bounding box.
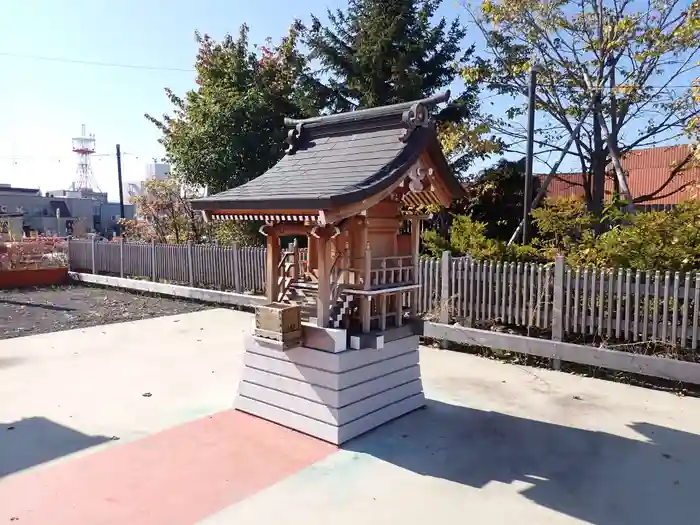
[68,239,266,293]
[442,254,700,350]
[68,239,700,350]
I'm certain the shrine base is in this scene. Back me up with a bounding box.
[235,326,425,445]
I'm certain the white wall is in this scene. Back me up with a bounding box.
[144,163,170,181]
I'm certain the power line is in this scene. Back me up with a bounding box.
[0,51,695,90]
[0,51,194,72]
[0,152,152,160]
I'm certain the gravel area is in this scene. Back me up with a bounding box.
[0,285,211,340]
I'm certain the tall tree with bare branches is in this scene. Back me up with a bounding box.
[462,0,700,218]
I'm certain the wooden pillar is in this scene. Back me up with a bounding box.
[342,236,350,285]
[410,217,420,316]
[361,244,372,332]
[308,233,318,273]
[291,239,299,280]
[316,234,330,327]
[266,228,280,303]
[395,292,403,327]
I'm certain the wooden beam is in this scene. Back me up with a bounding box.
[265,229,280,303]
[361,243,372,333]
[316,234,330,327]
[395,293,403,326]
[200,208,319,216]
[321,175,412,225]
[423,321,700,385]
[410,217,420,316]
[401,214,430,220]
[420,152,454,207]
[271,224,312,236]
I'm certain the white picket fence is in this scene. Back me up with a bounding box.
[67,239,700,350]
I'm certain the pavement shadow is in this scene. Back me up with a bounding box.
[344,399,700,525]
[0,357,24,370]
[0,416,110,477]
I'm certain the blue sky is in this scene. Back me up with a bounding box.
[1,1,694,201]
[0,0,463,200]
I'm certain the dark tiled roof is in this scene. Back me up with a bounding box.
[191,92,463,211]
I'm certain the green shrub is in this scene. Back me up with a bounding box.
[421,197,700,271]
[421,229,452,258]
[586,201,700,270]
[449,215,506,260]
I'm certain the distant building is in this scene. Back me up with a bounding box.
[47,188,108,203]
[538,144,700,210]
[0,183,134,237]
[145,162,171,181]
[0,212,24,240]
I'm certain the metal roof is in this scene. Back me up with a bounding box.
[191,92,464,212]
[539,145,700,205]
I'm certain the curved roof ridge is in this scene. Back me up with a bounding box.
[283,91,450,130]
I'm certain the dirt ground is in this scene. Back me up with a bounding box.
[0,284,211,340]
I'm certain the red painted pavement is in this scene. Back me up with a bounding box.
[0,410,337,525]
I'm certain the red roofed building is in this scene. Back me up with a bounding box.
[539,144,699,208]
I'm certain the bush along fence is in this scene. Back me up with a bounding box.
[68,239,700,352]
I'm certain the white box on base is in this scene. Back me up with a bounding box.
[235,324,425,445]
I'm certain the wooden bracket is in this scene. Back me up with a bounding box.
[259,223,274,237]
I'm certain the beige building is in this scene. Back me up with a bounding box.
[0,213,24,240]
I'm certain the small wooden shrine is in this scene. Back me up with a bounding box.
[193,91,465,333]
[192,92,465,444]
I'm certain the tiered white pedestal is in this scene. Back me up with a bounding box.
[235,325,425,445]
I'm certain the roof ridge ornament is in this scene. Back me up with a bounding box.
[285,122,304,155]
[408,166,432,192]
[283,91,450,131]
[399,102,430,143]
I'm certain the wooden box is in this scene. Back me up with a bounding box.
[254,303,302,346]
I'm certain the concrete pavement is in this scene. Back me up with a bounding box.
[2,308,700,524]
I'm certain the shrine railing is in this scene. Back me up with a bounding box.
[368,255,415,289]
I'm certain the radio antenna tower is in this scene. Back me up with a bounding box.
[71,124,100,191]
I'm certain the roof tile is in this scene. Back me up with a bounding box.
[192,93,464,211]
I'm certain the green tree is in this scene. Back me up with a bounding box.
[692,77,700,157]
[146,23,330,192]
[121,179,207,244]
[306,0,465,108]
[459,158,540,241]
[121,179,260,246]
[463,0,700,217]
[306,0,497,174]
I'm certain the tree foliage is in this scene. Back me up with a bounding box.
[424,191,700,272]
[146,23,329,192]
[691,76,700,157]
[306,0,496,173]
[120,179,260,245]
[463,0,700,213]
[306,0,466,109]
[458,158,540,240]
[120,179,207,244]
[568,199,700,270]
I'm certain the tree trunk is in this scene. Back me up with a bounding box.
[591,93,606,234]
